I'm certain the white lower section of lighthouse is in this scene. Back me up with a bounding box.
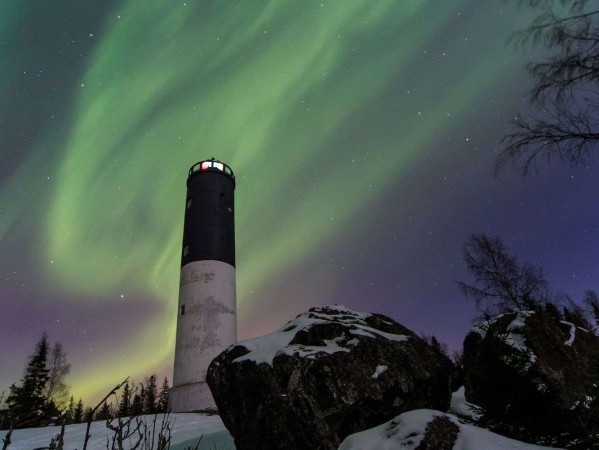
[170,260,236,412]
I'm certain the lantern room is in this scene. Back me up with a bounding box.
[188,158,235,183]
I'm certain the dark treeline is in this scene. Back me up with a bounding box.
[0,335,170,430]
[76,374,170,425]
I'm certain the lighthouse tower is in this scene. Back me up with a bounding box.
[170,158,237,412]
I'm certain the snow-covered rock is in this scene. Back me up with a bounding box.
[463,309,599,444]
[449,386,482,422]
[338,409,564,450]
[207,305,454,450]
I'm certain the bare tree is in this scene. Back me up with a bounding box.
[458,234,551,315]
[44,343,70,413]
[82,378,129,450]
[1,427,12,450]
[497,0,599,174]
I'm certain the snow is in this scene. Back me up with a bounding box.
[449,386,483,422]
[470,313,506,339]
[560,321,576,346]
[232,305,408,366]
[500,312,537,370]
[353,324,409,342]
[4,394,568,450]
[504,311,533,352]
[5,413,231,450]
[231,314,342,365]
[371,365,388,379]
[571,396,593,410]
[471,311,537,371]
[338,409,564,450]
[349,328,377,339]
[503,311,535,353]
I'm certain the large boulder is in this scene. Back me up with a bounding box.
[463,309,599,443]
[207,305,454,450]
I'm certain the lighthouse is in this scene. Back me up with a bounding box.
[170,158,237,412]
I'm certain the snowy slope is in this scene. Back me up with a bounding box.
[4,403,568,449]
[338,409,563,450]
[4,413,233,450]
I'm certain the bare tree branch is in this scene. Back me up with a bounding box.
[458,234,551,315]
[497,1,599,172]
[83,378,129,450]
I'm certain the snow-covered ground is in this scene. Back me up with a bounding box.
[4,413,234,450]
[3,388,564,449]
[338,409,563,450]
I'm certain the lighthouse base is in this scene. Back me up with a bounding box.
[169,382,217,413]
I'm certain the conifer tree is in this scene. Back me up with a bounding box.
[144,375,158,415]
[130,391,143,417]
[83,407,93,423]
[94,402,111,421]
[65,396,75,424]
[5,334,50,427]
[157,377,170,413]
[73,398,84,423]
[118,381,131,417]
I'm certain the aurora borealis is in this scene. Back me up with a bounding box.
[2,1,599,404]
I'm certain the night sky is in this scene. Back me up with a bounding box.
[2,1,599,404]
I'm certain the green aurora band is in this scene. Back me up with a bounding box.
[2,1,525,400]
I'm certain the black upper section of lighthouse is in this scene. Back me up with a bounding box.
[181,158,235,267]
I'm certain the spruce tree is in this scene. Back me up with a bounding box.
[73,398,84,423]
[157,377,170,413]
[5,334,50,427]
[130,392,143,417]
[83,407,93,423]
[65,396,75,424]
[94,402,111,421]
[118,381,131,417]
[144,375,157,414]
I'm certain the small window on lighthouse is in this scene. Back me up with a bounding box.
[181,305,185,316]
[183,246,189,256]
[213,162,224,171]
[186,198,192,209]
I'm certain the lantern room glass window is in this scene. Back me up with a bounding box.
[200,160,224,171]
